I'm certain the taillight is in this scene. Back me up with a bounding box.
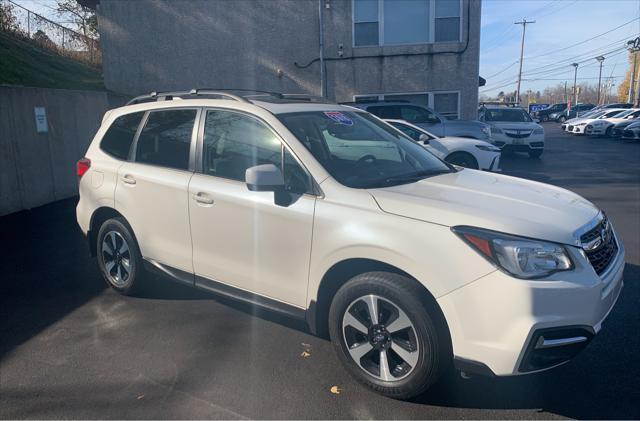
[77,158,91,178]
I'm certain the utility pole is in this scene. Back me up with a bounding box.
[571,63,579,106]
[514,19,535,106]
[564,81,567,103]
[627,38,640,103]
[596,56,605,105]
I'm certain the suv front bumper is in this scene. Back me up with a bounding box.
[438,238,624,376]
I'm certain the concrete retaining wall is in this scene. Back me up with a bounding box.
[0,86,125,216]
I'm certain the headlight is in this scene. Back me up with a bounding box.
[576,123,587,126]
[452,226,573,279]
[475,144,501,152]
[533,128,544,135]
[481,126,491,136]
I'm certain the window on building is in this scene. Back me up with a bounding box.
[100,111,144,160]
[435,0,461,42]
[433,92,459,119]
[353,0,461,46]
[135,109,197,170]
[353,0,379,46]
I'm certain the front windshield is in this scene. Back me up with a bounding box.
[602,110,625,118]
[484,108,533,122]
[584,110,606,119]
[278,111,452,188]
[612,109,634,118]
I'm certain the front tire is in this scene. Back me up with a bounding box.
[558,115,567,123]
[97,217,144,295]
[329,272,451,399]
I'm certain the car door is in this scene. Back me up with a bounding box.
[116,108,199,274]
[188,108,316,308]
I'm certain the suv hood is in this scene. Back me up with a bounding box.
[369,170,599,246]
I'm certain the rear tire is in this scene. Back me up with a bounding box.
[329,272,451,399]
[528,149,543,159]
[97,217,145,295]
[558,115,566,123]
[445,152,479,169]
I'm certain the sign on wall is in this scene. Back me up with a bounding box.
[34,107,48,133]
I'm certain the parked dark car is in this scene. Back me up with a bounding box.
[611,118,640,138]
[535,103,567,122]
[555,103,596,122]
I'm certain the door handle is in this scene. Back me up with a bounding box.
[193,192,214,205]
[121,175,136,185]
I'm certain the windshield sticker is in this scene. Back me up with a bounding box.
[324,111,354,126]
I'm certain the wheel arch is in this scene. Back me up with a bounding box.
[88,207,127,256]
[309,258,452,351]
[445,150,479,169]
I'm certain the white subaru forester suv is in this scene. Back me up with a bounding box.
[76,90,624,399]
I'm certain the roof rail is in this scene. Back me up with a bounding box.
[126,89,250,106]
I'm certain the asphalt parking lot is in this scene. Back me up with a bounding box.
[1,124,639,420]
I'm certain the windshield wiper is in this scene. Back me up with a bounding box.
[382,169,451,185]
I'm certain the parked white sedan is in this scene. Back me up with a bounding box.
[585,109,640,137]
[564,109,625,134]
[386,119,501,171]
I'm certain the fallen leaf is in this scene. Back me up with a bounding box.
[136,394,145,400]
[330,385,341,394]
[300,350,311,358]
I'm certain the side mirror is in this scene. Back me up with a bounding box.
[245,164,292,207]
[418,133,430,144]
[246,164,284,192]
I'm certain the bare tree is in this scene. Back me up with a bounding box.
[0,1,19,32]
[55,0,97,40]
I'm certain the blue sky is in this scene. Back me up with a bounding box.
[15,0,640,99]
[480,0,640,97]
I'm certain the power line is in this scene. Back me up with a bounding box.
[523,17,640,60]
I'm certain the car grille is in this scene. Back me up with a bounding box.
[530,141,544,147]
[623,129,637,138]
[504,131,532,139]
[580,216,618,276]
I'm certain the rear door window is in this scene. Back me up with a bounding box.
[100,112,144,160]
[400,106,439,124]
[135,109,197,170]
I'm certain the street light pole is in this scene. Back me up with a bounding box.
[571,63,579,106]
[627,38,640,104]
[596,56,605,105]
[514,19,535,106]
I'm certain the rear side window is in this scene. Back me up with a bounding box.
[135,109,197,170]
[100,112,144,160]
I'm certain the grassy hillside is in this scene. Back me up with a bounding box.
[0,31,104,90]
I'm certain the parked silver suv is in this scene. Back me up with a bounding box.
[346,101,492,141]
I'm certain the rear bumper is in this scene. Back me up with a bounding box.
[438,240,625,376]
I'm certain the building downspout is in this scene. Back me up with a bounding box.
[318,0,326,98]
